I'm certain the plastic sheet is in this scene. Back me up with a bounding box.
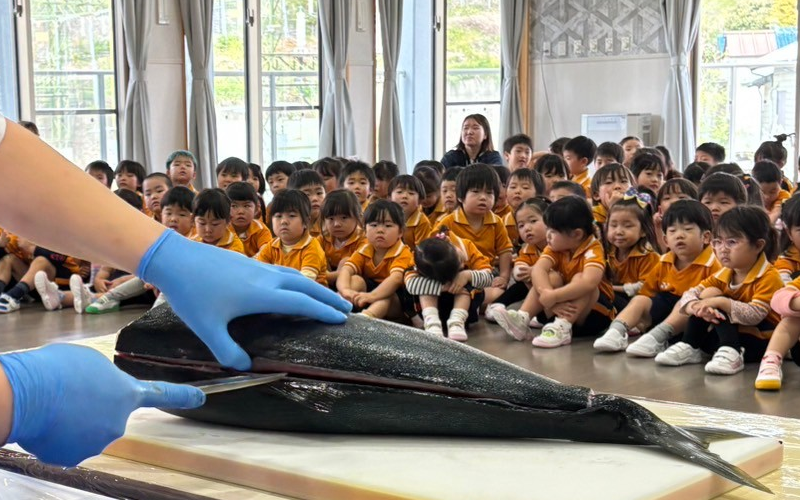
[0,468,113,499]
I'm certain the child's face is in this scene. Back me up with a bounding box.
[300,184,326,219]
[461,118,485,150]
[143,178,170,214]
[516,206,547,248]
[546,228,583,252]
[695,150,717,166]
[421,191,439,210]
[441,180,457,212]
[272,209,306,245]
[637,168,664,193]
[230,200,256,230]
[597,174,631,209]
[665,222,710,261]
[391,185,420,217]
[366,213,402,250]
[506,178,536,210]
[115,171,138,191]
[217,171,243,190]
[622,139,642,166]
[344,173,372,203]
[562,150,588,175]
[374,179,390,199]
[320,173,338,194]
[607,209,644,253]
[325,213,358,242]
[169,157,196,185]
[712,232,761,270]
[161,204,194,236]
[247,173,261,193]
[267,173,289,194]
[504,145,532,172]
[594,155,617,169]
[542,170,566,194]
[760,181,781,208]
[493,184,508,210]
[788,224,800,252]
[89,170,109,187]
[460,187,495,217]
[195,212,229,245]
[659,189,693,215]
[700,191,737,223]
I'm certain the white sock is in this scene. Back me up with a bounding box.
[447,308,468,328]
[648,322,675,342]
[422,307,442,329]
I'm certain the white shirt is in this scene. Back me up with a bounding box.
[0,113,5,144]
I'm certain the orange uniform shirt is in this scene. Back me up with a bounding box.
[432,208,513,261]
[503,212,519,248]
[426,198,447,226]
[231,219,273,257]
[317,228,366,270]
[309,217,323,238]
[192,228,246,255]
[639,245,721,298]
[768,189,791,213]
[403,208,432,253]
[255,233,328,286]
[541,235,613,304]
[572,169,592,198]
[608,245,660,285]
[592,204,607,225]
[774,245,800,278]
[493,203,512,219]
[344,239,414,283]
[514,243,540,268]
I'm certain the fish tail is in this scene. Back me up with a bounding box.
[679,426,754,446]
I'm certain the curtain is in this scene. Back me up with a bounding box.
[377,0,406,172]
[121,0,153,169]
[661,0,700,169]
[180,0,217,189]
[499,0,525,143]
[318,0,356,158]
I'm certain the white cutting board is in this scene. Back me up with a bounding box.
[105,408,782,500]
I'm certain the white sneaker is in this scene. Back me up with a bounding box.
[705,346,744,375]
[754,354,783,390]
[447,321,468,342]
[484,303,505,323]
[532,318,572,348]
[529,315,544,329]
[494,308,531,341]
[69,274,93,314]
[654,342,704,366]
[0,293,20,313]
[85,295,121,314]
[593,328,628,352]
[34,271,62,311]
[626,333,668,357]
[424,318,444,336]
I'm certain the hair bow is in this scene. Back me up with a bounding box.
[434,232,448,240]
[622,187,652,209]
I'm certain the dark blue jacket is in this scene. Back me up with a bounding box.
[441,148,504,169]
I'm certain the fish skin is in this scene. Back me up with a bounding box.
[114,305,770,493]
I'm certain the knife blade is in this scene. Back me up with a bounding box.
[190,373,287,395]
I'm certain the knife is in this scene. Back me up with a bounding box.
[189,373,287,395]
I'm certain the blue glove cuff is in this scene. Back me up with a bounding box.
[136,229,176,282]
[0,353,44,445]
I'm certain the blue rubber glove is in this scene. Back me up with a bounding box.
[138,229,352,370]
[0,344,205,466]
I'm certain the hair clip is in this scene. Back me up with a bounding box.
[434,232,448,240]
[622,187,652,209]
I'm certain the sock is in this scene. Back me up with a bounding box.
[607,319,629,335]
[648,322,675,342]
[0,280,6,294]
[447,308,468,327]
[422,307,442,328]
[6,282,30,301]
[105,277,146,301]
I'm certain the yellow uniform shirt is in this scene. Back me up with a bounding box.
[403,208,432,253]
[608,245,660,285]
[592,204,608,225]
[344,239,414,283]
[698,253,784,338]
[192,228,246,255]
[493,203,512,219]
[572,169,592,198]
[639,245,721,298]
[317,228,366,271]
[231,219,273,257]
[775,246,800,278]
[255,233,327,285]
[309,217,323,238]
[432,207,513,261]
[768,189,792,213]
[426,198,447,225]
[503,212,519,247]
[514,243,540,268]
[361,199,371,213]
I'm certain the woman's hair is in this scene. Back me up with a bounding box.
[656,178,698,207]
[270,189,311,227]
[590,163,635,198]
[226,181,260,204]
[388,174,426,197]
[514,196,550,220]
[249,163,266,194]
[533,153,569,179]
[630,151,667,178]
[115,160,146,189]
[755,134,789,166]
[288,169,325,190]
[607,196,659,253]
[114,188,142,211]
[698,172,747,205]
[412,165,442,197]
[456,114,494,154]
[544,196,594,237]
[661,199,714,233]
[363,199,406,231]
[321,189,363,221]
[509,169,546,197]
[780,194,800,252]
[312,157,343,181]
[161,186,195,212]
[683,162,710,184]
[715,205,778,261]
[456,163,501,201]
[216,157,250,180]
[193,188,231,220]
[414,160,446,176]
[85,160,114,188]
[414,227,461,283]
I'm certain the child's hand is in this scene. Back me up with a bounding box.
[444,271,471,294]
[513,265,531,283]
[653,212,663,228]
[697,305,724,324]
[93,279,111,294]
[539,289,557,309]
[338,289,358,303]
[551,301,578,319]
[491,275,509,289]
[353,292,375,308]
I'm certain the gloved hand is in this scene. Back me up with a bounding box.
[0,344,204,467]
[138,229,352,370]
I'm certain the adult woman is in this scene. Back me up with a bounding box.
[440,114,503,168]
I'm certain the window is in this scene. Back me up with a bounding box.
[0,1,19,119]
[697,0,798,175]
[212,0,248,161]
[23,0,119,166]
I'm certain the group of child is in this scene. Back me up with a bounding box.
[2,125,799,393]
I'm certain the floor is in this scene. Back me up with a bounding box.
[2,303,799,419]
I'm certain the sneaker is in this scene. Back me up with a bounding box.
[0,293,20,313]
[529,315,544,329]
[705,346,744,375]
[593,328,628,352]
[69,274,94,314]
[484,303,505,323]
[423,318,444,336]
[34,271,62,311]
[626,333,668,358]
[754,354,783,390]
[532,318,572,348]
[494,308,531,341]
[654,342,704,366]
[447,321,468,342]
[85,296,121,314]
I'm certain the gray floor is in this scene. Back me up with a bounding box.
[2,304,799,419]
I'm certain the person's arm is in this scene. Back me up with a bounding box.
[550,266,604,303]
[361,271,404,301]
[532,257,556,294]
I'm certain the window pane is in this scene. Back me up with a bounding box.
[212,0,247,161]
[261,0,320,163]
[0,1,18,119]
[30,0,117,167]
[698,2,797,175]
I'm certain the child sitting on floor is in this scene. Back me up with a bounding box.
[318,189,365,287]
[226,182,272,257]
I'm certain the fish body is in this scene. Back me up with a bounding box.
[114,305,768,492]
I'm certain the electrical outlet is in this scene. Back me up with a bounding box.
[572,39,583,56]
[605,37,614,53]
[542,41,551,56]
[556,40,567,57]
[621,36,631,52]
[589,39,598,54]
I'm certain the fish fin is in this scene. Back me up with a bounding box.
[679,426,754,445]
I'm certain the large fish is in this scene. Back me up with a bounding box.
[114,305,769,492]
